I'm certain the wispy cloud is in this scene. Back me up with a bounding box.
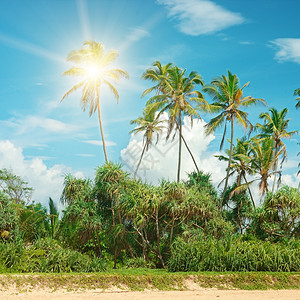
[76,153,95,157]
[157,0,245,36]
[119,27,150,52]
[83,140,117,146]
[239,41,254,45]
[270,38,300,64]
[7,116,78,134]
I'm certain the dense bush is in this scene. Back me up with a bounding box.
[0,191,19,241]
[0,238,106,273]
[168,235,300,272]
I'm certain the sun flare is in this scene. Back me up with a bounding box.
[84,63,105,80]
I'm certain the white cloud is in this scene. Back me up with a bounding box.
[121,114,226,185]
[83,140,117,146]
[270,38,300,64]
[281,173,299,188]
[157,0,244,36]
[0,140,83,211]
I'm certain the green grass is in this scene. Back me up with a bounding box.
[0,270,299,293]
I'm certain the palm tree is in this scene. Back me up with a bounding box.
[294,88,300,109]
[142,62,201,173]
[216,137,256,208]
[144,64,209,182]
[130,108,166,179]
[250,137,284,200]
[48,197,59,239]
[60,174,91,205]
[203,70,266,198]
[61,40,129,162]
[142,60,172,97]
[255,108,298,192]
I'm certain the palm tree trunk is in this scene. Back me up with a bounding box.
[177,111,182,183]
[97,104,109,163]
[272,145,279,193]
[175,119,200,173]
[134,143,147,179]
[242,173,255,209]
[181,134,200,173]
[222,116,234,199]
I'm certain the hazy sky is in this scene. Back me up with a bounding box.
[0,0,299,207]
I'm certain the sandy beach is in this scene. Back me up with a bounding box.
[1,289,300,300]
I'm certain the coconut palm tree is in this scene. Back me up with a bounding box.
[255,108,298,192]
[216,137,256,208]
[144,65,209,182]
[142,62,200,174]
[130,108,166,179]
[294,88,300,109]
[61,40,129,162]
[142,60,172,97]
[203,70,266,198]
[250,137,284,200]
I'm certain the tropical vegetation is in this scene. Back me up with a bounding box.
[0,42,299,276]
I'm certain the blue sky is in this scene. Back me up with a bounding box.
[0,0,299,206]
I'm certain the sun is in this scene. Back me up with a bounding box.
[84,63,105,80]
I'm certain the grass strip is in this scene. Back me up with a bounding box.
[0,271,299,293]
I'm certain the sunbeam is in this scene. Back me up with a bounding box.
[76,0,92,40]
[0,33,65,63]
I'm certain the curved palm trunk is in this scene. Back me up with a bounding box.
[242,173,255,209]
[97,104,109,163]
[222,116,234,199]
[177,111,182,183]
[175,119,200,173]
[181,134,200,173]
[134,143,147,179]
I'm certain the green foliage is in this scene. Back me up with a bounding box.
[0,191,19,241]
[249,186,300,240]
[0,168,32,203]
[18,202,50,242]
[168,234,300,272]
[0,238,106,273]
[48,197,59,239]
[60,174,92,205]
[223,185,253,234]
[185,171,218,201]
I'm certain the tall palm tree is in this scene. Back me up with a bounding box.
[130,108,166,179]
[216,137,256,208]
[255,108,298,192]
[61,40,129,162]
[142,62,200,173]
[294,88,300,109]
[203,70,266,198]
[144,65,209,182]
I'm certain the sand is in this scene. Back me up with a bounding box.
[1,289,300,300]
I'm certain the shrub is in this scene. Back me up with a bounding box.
[168,235,300,272]
[0,238,106,273]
